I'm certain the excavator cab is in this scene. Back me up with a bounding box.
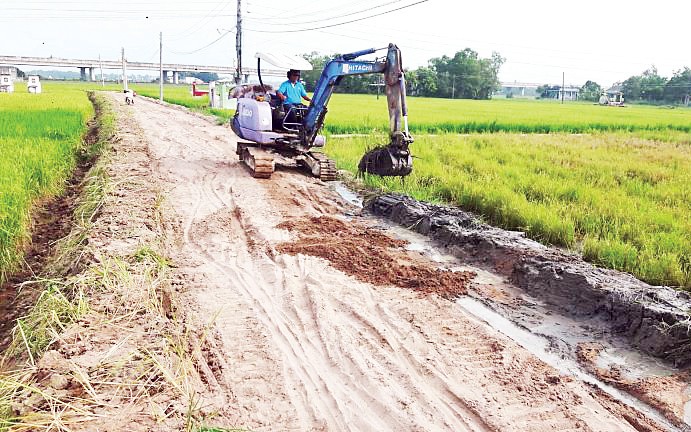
[231,44,413,180]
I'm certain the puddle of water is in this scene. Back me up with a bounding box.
[457,296,683,432]
[332,182,363,208]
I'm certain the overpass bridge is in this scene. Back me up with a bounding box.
[0,55,284,83]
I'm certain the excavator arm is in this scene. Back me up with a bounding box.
[302,43,413,177]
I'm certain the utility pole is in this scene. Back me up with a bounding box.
[99,54,105,87]
[235,0,242,84]
[121,47,128,91]
[159,32,163,101]
[452,75,456,99]
[561,71,565,104]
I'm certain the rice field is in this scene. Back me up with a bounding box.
[325,94,691,135]
[0,84,93,281]
[2,82,689,288]
[326,131,691,289]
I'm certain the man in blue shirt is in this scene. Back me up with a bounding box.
[277,69,311,126]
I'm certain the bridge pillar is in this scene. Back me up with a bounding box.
[88,68,95,82]
[79,67,87,81]
[162,70,169,83]
[173,71,179,84]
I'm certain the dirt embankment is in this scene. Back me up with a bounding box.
[0,94,684,431]
[366,193,691,367]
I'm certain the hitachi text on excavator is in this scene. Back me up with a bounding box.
[230,43,414,180]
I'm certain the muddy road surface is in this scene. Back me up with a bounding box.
[102,94,687,431]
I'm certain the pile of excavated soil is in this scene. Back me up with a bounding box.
[277,216,475,298]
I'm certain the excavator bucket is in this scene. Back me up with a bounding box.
[358,131,413,177]
[357,44,413,177]
[358,146,412,177]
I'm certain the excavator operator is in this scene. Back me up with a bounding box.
[276,69,311,126]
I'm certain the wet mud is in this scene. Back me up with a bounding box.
[578,342,691,428]
[366,193,691,367]
[277,216,475,298]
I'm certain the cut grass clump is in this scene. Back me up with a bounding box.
[327,132,691,289]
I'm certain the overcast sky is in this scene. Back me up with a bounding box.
[1,0,689,87]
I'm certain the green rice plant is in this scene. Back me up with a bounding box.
[0,86,94,282]
[323,94,691,135]
[327,132,691,289]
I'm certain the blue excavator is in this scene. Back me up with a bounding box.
[231,43,413,180]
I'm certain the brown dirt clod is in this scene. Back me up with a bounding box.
[277,216,475,299]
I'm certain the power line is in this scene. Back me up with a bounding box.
[246,0,373,22]
[245,0,429,33]
[170,29,234,55]
[247,0,406,27]
[168,0,233,40]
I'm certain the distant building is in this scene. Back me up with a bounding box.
[184,76,204,85]
[0,66,18,80]
[0,74,14,93]
[546,86,579,101]
[600,84,625,106]
[496,82,541,98]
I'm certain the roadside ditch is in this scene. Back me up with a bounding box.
[363,191,691,428]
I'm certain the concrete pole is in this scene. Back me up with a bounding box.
[99,54,105,86]
[159,32,163,101]
[235,0,242,84]
[122,47,128,91]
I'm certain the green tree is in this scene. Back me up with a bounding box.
[301,52,331,92]
[664,67,691,104]
[622,75,642,101]
[640,67,666,102]
[622,67,668,102]
[180,72,218,83]
[580,80,603,102]
[406,66,437,96]
[536,84,551,98]
[429,48,503,99]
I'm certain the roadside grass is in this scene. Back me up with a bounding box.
[327,132,691,289]
[1,90,243,431]
[0,92,112,431]
[0,86,93,283]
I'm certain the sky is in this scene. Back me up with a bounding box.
[1,0,689,87]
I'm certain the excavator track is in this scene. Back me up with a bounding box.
[238,144,274,179]
[310,152,337,181]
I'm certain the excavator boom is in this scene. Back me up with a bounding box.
[303,43,413,177]
[231,43,413,179]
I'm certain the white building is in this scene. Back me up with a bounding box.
[0,74,14,93]
[27,75,42,93]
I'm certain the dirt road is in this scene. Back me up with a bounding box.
[105,94,677,431]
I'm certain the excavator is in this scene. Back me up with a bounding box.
[230,43,413,180]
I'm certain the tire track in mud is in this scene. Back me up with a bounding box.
[118,95,670,432]
[128,97,491,431]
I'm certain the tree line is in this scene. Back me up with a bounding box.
[546,66,691,105]
[301,48,504,100]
